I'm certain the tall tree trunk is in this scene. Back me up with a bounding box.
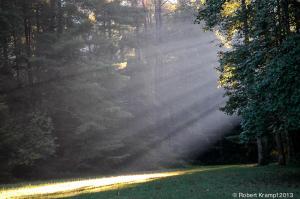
[142,0,148,32]
[23,2,33,86]
[241,0,249,43]
[257,137,266,166]
[285,131,294,164]
[49,0,56,32]
[57,0,63,35]
[108,19,112,39]
[275,132,286,165]
[281,0,290,35]
[155,0,162,41]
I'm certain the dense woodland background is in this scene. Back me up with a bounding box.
[0,0,300,183]
[0,0,227,181]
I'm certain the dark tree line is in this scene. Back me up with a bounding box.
[197,0,300,166]
[0,0,148,179]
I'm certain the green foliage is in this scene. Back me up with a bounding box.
[0,111,56,167]
[198,0,300,144]
[196,0,226,30]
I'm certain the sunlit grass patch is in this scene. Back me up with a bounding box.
[0,165,245,198]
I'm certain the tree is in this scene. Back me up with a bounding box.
[197,0,300,165]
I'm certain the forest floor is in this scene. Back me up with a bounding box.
[1,164,300,199]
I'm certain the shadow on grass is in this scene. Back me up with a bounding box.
[65,164,300,199]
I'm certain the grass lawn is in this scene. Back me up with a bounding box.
[1,164,300,198]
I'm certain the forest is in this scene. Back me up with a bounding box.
[0,0,300,198]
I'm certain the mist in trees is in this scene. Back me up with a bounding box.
[0,0,239,181]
